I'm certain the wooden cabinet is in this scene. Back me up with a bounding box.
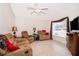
[67,32,79,56]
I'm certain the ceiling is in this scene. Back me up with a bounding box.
[10,3,79,21]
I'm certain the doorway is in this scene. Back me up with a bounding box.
[50,17,70,44]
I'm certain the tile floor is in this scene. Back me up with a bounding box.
[31,36,71,56]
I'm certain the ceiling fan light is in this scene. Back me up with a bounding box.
[27,3,48,15]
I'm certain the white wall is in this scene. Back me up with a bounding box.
[10,3,79,37]
[0,3,15,34]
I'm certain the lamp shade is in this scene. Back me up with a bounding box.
[33,27,36,32]
[12,26,17,32]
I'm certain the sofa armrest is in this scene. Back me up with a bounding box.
[5,47,32,56]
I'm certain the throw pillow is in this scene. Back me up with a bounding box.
[5,33,13,39]
[0,35,8,49]
[9,37,16,45]
[7,41,19,51]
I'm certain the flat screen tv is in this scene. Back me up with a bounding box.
[70,16,79,31]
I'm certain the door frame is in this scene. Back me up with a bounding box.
[50,16,70,39]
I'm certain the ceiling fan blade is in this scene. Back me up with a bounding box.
[39,11,46,14]
[27,7,35,10]
[41,8,48,10]
[31,11,37,14]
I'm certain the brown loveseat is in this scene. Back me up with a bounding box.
[38,30,50,40]
[0,33,32,56]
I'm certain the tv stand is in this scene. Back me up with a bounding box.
[67,32,79,56]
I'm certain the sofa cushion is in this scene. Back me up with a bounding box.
[0,48,7,55]
[7,36,19,51]
[9,37,16,45]
[5,33,13,39]
[42,30,46,32]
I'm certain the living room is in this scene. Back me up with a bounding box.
[0,3,79,56]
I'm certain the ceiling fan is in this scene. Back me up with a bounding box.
[27,3,48,15]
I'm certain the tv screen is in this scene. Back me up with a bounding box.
[70,16,79,31]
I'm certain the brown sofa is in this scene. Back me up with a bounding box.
[38,30,50,40]
[0,33,33,56]
[21,31,35,43]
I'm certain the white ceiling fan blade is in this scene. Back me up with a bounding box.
[27,7,36,10]
[41,8,48,10]
[31,11,37,14]
[39,11,46,14]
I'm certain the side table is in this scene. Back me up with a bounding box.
[32,34,39,41]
